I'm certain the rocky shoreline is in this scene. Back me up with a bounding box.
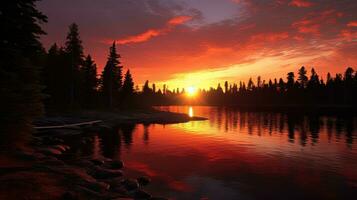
[0,110,206,200]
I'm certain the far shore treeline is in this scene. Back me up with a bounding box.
[146,66,357,107]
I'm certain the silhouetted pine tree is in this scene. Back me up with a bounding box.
[64,23,84,108]
[298,66,308,88]
[0,0,47,145]
[101,42,123,108]
[287,72,295,90]
[81,55,98,107]
[143,80,151,94]
[122,70,134,96]
[42,43,70,110]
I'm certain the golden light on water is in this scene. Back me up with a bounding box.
[188,106,194,117]
[186,86,197,97]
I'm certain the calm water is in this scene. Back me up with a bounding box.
[68,106,357,199]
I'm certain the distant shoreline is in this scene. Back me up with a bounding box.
[154,104,357,115]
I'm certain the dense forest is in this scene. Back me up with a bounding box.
[42,23,136,111]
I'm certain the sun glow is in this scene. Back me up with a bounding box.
[186,86,197,97]
[188,106,194,117]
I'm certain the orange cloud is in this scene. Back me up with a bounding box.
[340,29,357,41]
[168,16,192,25]
[292,10,343,35]
[289,0,314,8]
[251,32,289,42]
[347,21,357,27]
[116,29,162,44]
[115,15,192,45]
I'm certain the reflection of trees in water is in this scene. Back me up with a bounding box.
[95,124,150,159]
[143,123,150,144]
[308,116,320,145]
[120,124,136,147]
[98,127,122,159]
[212,109,356,147]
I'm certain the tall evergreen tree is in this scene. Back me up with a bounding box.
[122,69,134,96]
[64,23,84,108]
[143,80,151,94]
[308,68,319,88]
[298,66,308,88]
[43,43,64,108]
[247,78,254,90]
[0,0,47,145]
[101,42,123,108]
[81,55,98,107]
[286,72,295,90]
[224,81,229,94]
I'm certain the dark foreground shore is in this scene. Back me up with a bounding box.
[0,109,206,200]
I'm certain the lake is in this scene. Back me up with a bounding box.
[68,106,357,199]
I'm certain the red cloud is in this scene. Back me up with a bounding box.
[292,20,320,34]
[114,15,192,45]
[289,0,314,8]
[168,16,192,25]
[347,21,357,27]
[292,9,343,35]
[251,32,289,42]
[116,29,162,44]
[340,29,357,41]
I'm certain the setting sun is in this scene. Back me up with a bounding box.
[186,86,197,97]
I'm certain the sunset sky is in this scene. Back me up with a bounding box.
[38,0,357,89]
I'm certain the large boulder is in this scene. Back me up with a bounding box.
[137,176,150,187]
[123,179,140,191]
[91,159,105,166]
[90,166,123,179]
[38,147,63,156]
[133,189,151,199]
[107,160,124,169]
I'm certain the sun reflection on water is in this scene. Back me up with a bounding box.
[188,106,194,117]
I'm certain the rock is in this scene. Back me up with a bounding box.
[123,179,140,191]
[38,147,63,156]
[109,183,130,196]
[74,160,96,170]
[150,197,168,200]
[110,160,124,169]
[91,159,105,166]
[39,159,65,166]
[41,137,65,145]
[14,151,38,161]
[51,129,82,136]
[133,189,151,199]
[84,181,110,193]
[137,176,150,186]
[61,191,78,200]
[53,144,70,152]
[104,177,125,188]
[74,185,103,199]
[90,167,123,179]
[98,124,112,131]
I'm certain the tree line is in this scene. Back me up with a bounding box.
[139,66,357,107]
[43,23,136,111]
